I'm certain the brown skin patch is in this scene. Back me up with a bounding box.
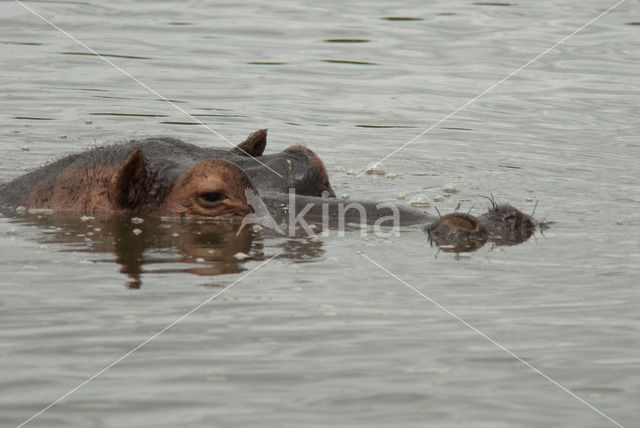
[159,159,254,219]
[109,148,147,210]
[18,164,116,213]
[427,213,489,253]
[231,129,267,157]
[440,213,481,231]
[6,149,255,220]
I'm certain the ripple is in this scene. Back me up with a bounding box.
[60,52,152,60]
[440,127,472,131]
[323,59,377,65]
[0,41,42,46]
[472,2,513,5]
[356,125,416,129]
[247,61,287,65]
[382,17,424,21]
[90,112,168,117]
[191,114,247,118]
[24,0,90,3]
[160,121,202,125]
[14,116,54,120]
[323,39,370,43]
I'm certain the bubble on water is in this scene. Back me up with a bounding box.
[132,228,142,235]
[21,146,31,151]
[443,183,459,194]
[7,228,19,236]
[251,224,264,232]
[365,162,386,175]
[15,207,26,214]
[131,217,144,224]
[23,265,38,271]
[433,195,445,202]
[408,194,431,208]
[80,215,94,222]
[195,257,205,263]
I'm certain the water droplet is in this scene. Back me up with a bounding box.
[234,252,250,260]
[365,162,386,175]
[443,184,459,194]
[409,195,431,208]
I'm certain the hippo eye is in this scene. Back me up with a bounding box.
[198,191,227,207]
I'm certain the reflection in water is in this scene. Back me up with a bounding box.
[2,202,542,287]
[427,222,536,253]
[4,211,325,288]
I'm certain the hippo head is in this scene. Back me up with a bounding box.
[110,148,254,219]
[230,129,336,198]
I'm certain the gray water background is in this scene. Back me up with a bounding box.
[1,0,639,427]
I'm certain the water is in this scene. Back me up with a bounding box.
[1,0,639,427]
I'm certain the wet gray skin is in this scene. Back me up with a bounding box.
[259,191,540,251]
[260,191,434,226]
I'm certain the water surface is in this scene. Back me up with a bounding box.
[1,1,639,427]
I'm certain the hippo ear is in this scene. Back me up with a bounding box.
[231,129,267,157]
[109,148,148,210]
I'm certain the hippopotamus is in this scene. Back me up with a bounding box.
[0,129,333,218]
[0,129,544,251]
[259,191,539,251]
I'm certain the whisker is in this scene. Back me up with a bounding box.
[467,203,476,215]
[479,194,497,210]
[531,199,539,217]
